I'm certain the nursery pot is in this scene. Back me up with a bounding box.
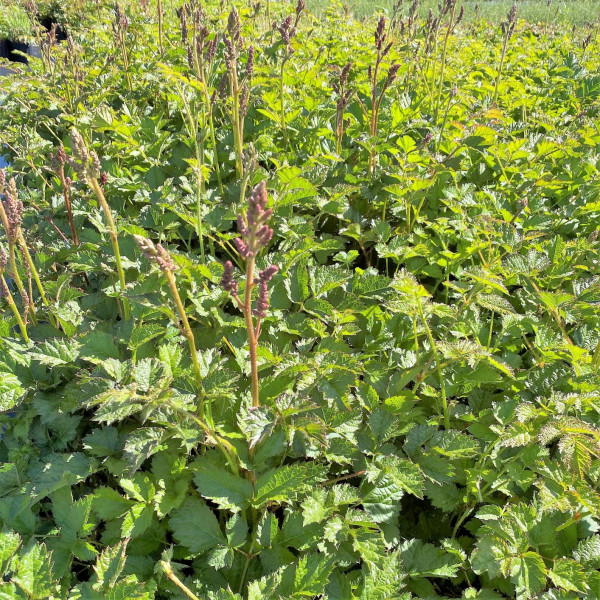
[40,17,67,41]
[9,41,29,63]
[8,41,41,64]
[28,43,41,59]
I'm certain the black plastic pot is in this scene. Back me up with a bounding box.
[40,17,67,41]
[9,41,29,63]
[8,41,41,64]
[28,43,41,59]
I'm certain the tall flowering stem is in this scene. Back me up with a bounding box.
[133,236,208,418]
[69,129,130,320]
[273,0,305,147]
[112,3,132,91]
[0,247,29,342]
[223,8,251,180]
[51,146,78,245]
[157,0,164,55]
[356,17,399,174]
[433,0,463,122]
[493,3,517,103]
[178,2,222,195]
[176,2,223,262]
[134,236,241,475]
[221,181,277,408]
[332,62,353,155]
[0,173,38,322]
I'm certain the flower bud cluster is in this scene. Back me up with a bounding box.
[50,145,67,172]
[133,235,177,272]
[253,266,278,318]
[246,45,254,80]
[3,190,23,244]
[234,181,274,259]
[220,260,238,296]
[502,3,517,38]
[274,15,296,54]
[386,63,401,86]
[20,289,29,313]
[0,246,8,299]
[69,129,101,182]
[178,2,219,73]
[295,0,306,26]
[333,62,353,113]
[221,182,278,319]
[113,2,129,31]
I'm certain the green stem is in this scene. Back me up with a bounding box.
[437,93,454,150]
[160,562,200,600]
[238,521,258,594]
[59,167,78,245]
[164,269,207,422]
[7,243,29,315]
[193,145,205,263]
[157,0,164,55]
[243,256,260,408]
[208,110,224,196]
[230,63,244,179]
[165,399,238,476]
[280,58,288,147]
[89,178,130,320]
[417,295,449,430]
[493,31,511,103]
[1,273,28,342]
[592,336,600,372]
[434,1,457,122]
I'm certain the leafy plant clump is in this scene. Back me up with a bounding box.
[1,1,600,599]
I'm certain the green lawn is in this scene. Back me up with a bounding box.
[305,0,600,24]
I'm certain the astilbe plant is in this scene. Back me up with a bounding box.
[132,235,242,486]
[132,236,207,414]
[493,3,517,102]
[69,128,130,320]
[332,61,353,154]
[357,16,400,174]
[112,2,132,91]
[40,22,58,83]
[421,0,461,109]
[0,245,29,342]
[390,0,421,39]
[272,0,306,147]
[178,1,223,197]
[220,180,278,408]
[221,8,254,180]
[0,171,47,322]
[50,145,78,245]
[62,34,84,114]
[433,0,464,121]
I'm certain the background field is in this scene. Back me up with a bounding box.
[306,0,600,23]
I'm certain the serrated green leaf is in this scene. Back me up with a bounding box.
[169,497,225,553]
[253,463,328,507]
[193,456,252,511]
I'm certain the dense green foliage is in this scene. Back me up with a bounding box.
[1,1,600,598]
[307,0,600,25]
